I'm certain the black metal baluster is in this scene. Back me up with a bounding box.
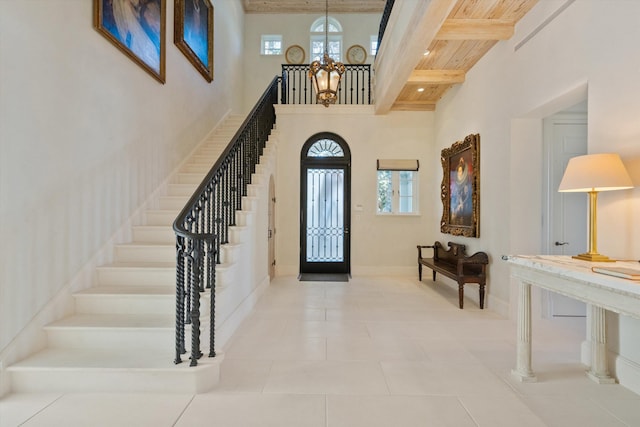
[174,235,186,364]
[208,238,217,357]
[173,76,279,366]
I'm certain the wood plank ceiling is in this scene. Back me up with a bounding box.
[243,0,538,111]
[242,0,386,14]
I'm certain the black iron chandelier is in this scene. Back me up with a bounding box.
[308,0,345,107]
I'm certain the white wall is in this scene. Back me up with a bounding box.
[434,0,640,392]
[243,13,380,111]
[0,0,244,376]
[274,105,435,276]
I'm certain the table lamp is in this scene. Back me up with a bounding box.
[558,153,634,262]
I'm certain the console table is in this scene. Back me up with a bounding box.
[506,255,640,383]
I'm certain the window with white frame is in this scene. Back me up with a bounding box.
[376,160,419,215]
[370,35,378,55]
[310,16,343,62]
[261,35,283,55]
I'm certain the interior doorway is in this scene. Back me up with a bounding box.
[299,133,351,279]
[542,100,588,317]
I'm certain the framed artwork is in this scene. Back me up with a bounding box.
[440,133,480,237]
[93,0,166,84]
[346,45,367,64]
[285,45,305,64]
[175,0,214,82]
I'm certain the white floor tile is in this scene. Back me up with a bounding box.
[18,393,193,427]
[263,360,390,395]
[0,394,61,427]
[327,395,477,427]
[214,359,273,393]
[459,394,547,427]
[3,275,639,426]
[327,336,427,361]
[175,394,325,427]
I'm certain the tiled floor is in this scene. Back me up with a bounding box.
[2,276,640,426]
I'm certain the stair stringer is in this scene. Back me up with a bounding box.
[5,115,277,395]
[210,132,279,350]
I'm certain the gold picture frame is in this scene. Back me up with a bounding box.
[285,45,305,64]
[440,134,480,237]
[93,0,166,84]
[346,44,367,64]
[175,0,214,82]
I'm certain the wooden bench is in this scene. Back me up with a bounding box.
[417,241,489,309]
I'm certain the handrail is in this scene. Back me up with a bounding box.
[377,0,395,54]
[281,64,372,105]
[173,76,279,366]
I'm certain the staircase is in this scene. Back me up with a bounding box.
[7,115,272,394]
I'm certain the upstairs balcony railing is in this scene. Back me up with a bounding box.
[281,64,372,106]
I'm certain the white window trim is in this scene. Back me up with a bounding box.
[370,35,378,56]
[310,34,343,62]
[261,34,283,56]
[376,170,420,216]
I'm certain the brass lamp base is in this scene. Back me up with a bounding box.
[572,253,616,262]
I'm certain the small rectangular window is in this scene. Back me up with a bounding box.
[370,35,378,55]
[261,35,283,55]
[376,160,419,215]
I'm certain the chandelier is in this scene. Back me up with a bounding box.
[308,0,345,107]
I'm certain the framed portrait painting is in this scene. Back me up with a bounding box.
[93,0,166,83]
[175,0,214,82]
[440,134,480,237]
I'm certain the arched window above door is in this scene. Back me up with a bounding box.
[301,132,351,162]
[307,139,344,157]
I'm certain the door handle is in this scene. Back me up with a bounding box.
[555,241,569,246]
[344,227,350,234]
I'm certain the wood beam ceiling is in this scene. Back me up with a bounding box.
[435,19,515,40]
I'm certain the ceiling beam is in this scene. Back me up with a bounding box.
[391,101,437,112]
[435,19,514,40]
[407,69,465,85]
[374,0,458,115]
[242,0,386,13]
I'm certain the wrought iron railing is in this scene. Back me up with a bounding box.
[377,0,395,55]
[173,76,279,366]
[281,64,372,105]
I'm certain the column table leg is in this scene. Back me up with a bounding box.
[586,305,615,384]
[512,281,537,382]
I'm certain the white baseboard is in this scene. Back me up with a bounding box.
[611,352,640,396]
[217,275,271,350]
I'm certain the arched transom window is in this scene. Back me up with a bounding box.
[310,16,343,62]
[307,138,345,157]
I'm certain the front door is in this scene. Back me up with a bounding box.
[300,133,351,275]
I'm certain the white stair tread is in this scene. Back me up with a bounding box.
[45,313,175,329]
[116,242,174,250]
[9,348,218,371]
[100,261,176,269]
[76,285,174,297]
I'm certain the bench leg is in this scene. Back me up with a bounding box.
[418,264,422,281]
[479,284,485,309]
[458,283,464,309]
[432,271,437,281]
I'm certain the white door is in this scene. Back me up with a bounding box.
[543,112,587,317]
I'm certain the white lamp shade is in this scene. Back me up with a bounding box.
[558,153,634,192]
